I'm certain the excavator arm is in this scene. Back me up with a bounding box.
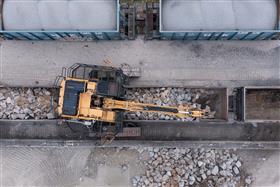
[103,98,205,118]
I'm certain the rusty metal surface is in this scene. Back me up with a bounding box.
[116,127,141,137]
[242,87,280,122]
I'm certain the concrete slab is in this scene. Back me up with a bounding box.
[38,0,71,30]
[160,0,277,31]
[0,147,144,187]
[0,39,279,88]
[3,0,118,31]
[3,0,42,30]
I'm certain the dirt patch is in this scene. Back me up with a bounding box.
[245,89,280,120]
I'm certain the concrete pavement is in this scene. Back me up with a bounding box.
[0,39,279,87]
[0,146,279,187]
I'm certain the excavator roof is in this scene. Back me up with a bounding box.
[62,80,85,116]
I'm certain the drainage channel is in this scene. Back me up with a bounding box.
[0,120,279,149]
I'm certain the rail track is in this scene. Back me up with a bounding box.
[0,85,279,149]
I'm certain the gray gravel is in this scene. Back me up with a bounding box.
[125,88,215,121]
[0,87,215,121]
[133,148,252,187]
[0,88,57,120]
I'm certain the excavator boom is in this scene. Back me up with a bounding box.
[103,98,205,118]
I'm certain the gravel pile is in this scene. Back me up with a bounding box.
[0,88,57,120]
[125,88,216,121]
[0,87,216,120]
[133,148,252,187]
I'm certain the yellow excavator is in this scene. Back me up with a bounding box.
[56,64,207,141]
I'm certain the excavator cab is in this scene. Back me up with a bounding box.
[66,63,128,98]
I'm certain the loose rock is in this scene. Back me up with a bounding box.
[212,166,219,175]
[132,148,249,187]
[0,88,57,120]
[125,88,216,121]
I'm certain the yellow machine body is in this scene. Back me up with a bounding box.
[58,77,205,123]
[58,77,116,123]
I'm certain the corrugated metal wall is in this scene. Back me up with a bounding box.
[159,31,279,40]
